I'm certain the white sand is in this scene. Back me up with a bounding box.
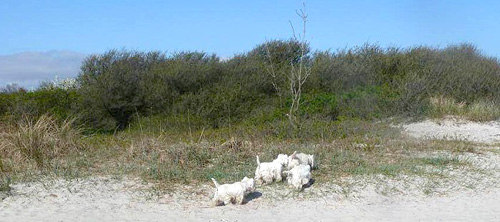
[402,117,500,144]
[2,118,500,221]
[2,177,499,222]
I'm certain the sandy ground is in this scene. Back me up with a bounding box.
[402,117,500,144]
[1,118,500,221]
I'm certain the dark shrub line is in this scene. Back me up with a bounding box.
[1,42,499,131]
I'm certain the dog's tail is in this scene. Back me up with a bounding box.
[211,178,219,188]
[311,155,315,169]
[256,155,260,166]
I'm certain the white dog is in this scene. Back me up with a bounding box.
[288,151,315,170]
[254,154,288,185]
[211,177,255,206]
[285,164,312,191]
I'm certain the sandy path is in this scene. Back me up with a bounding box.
[1,179,499,222]
[402,117,500,144]
[2,118,500,221]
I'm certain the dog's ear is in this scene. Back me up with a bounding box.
[278,154,288,161]
[291,151,297,158]
[248,178,255,186]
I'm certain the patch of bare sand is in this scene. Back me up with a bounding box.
[402,116,500,144]
[1,173,500,221]
[2,118,500,221]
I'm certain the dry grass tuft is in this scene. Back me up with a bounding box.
[0,114,83,170]
[0,116,483,195]
[466,100,500,121]
[429,95,466,117]
[429,95,500,121]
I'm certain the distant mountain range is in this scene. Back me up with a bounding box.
[0,50,87,89]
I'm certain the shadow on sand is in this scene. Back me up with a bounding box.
[303,178,315,189]
[243,191,262,204]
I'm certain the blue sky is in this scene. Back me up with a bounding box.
[1,0,500,88]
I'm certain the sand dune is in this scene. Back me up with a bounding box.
[2,118,500,221]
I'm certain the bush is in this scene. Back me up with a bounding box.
[0,93,15,118]
[311,43,500,118]
[168,51,222,94]
[16,42,493,132]
[78,50,167,129]
[298,91,338,120]
[0,86,78,123]
[249,39,311,96]
[223,53,276,96]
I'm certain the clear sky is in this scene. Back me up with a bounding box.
[1,0,500,88]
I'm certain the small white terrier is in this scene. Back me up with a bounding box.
[254,154,288,185]
[285,164,312,191]
[288,151,315,169]
[211,177,255,206]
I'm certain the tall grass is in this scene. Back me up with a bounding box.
[428,95,467,117]
[0,114,83,170]
[466,100,500,121]
[0,112,478,189]
[428,95,500,121]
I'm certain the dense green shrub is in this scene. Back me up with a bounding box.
[249,39,307,67]
[140,63,179,114]
[0,93,14,118]
[299,91,338,120]
[168,51,222,94]
[4,42,500,132]
[0,86,77,122]
[311,43,500,117]
[249,39,311,96]
[78,50,168,129]
[223,53,275,96]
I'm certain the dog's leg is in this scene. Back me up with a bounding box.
[254,175,263,185]
[264,176,272,185]
[223,196,232,205]
[297,181,304,190]
[276,172,282,182]
[302,178,310,187]
[213,199,221,206]
[236,195,244,205]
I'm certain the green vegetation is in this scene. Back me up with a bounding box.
[0,41,497,188]
[3,42,499,131]
[416,156,464,167]
[0,175,10,193]
[428,95,500,121]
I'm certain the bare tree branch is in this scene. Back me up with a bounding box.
[264,3,311,135]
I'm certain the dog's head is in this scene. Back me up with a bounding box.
[241,176,255,192]
[275,154,289,166]
[287,152,301,169]
[284,170,293,183]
